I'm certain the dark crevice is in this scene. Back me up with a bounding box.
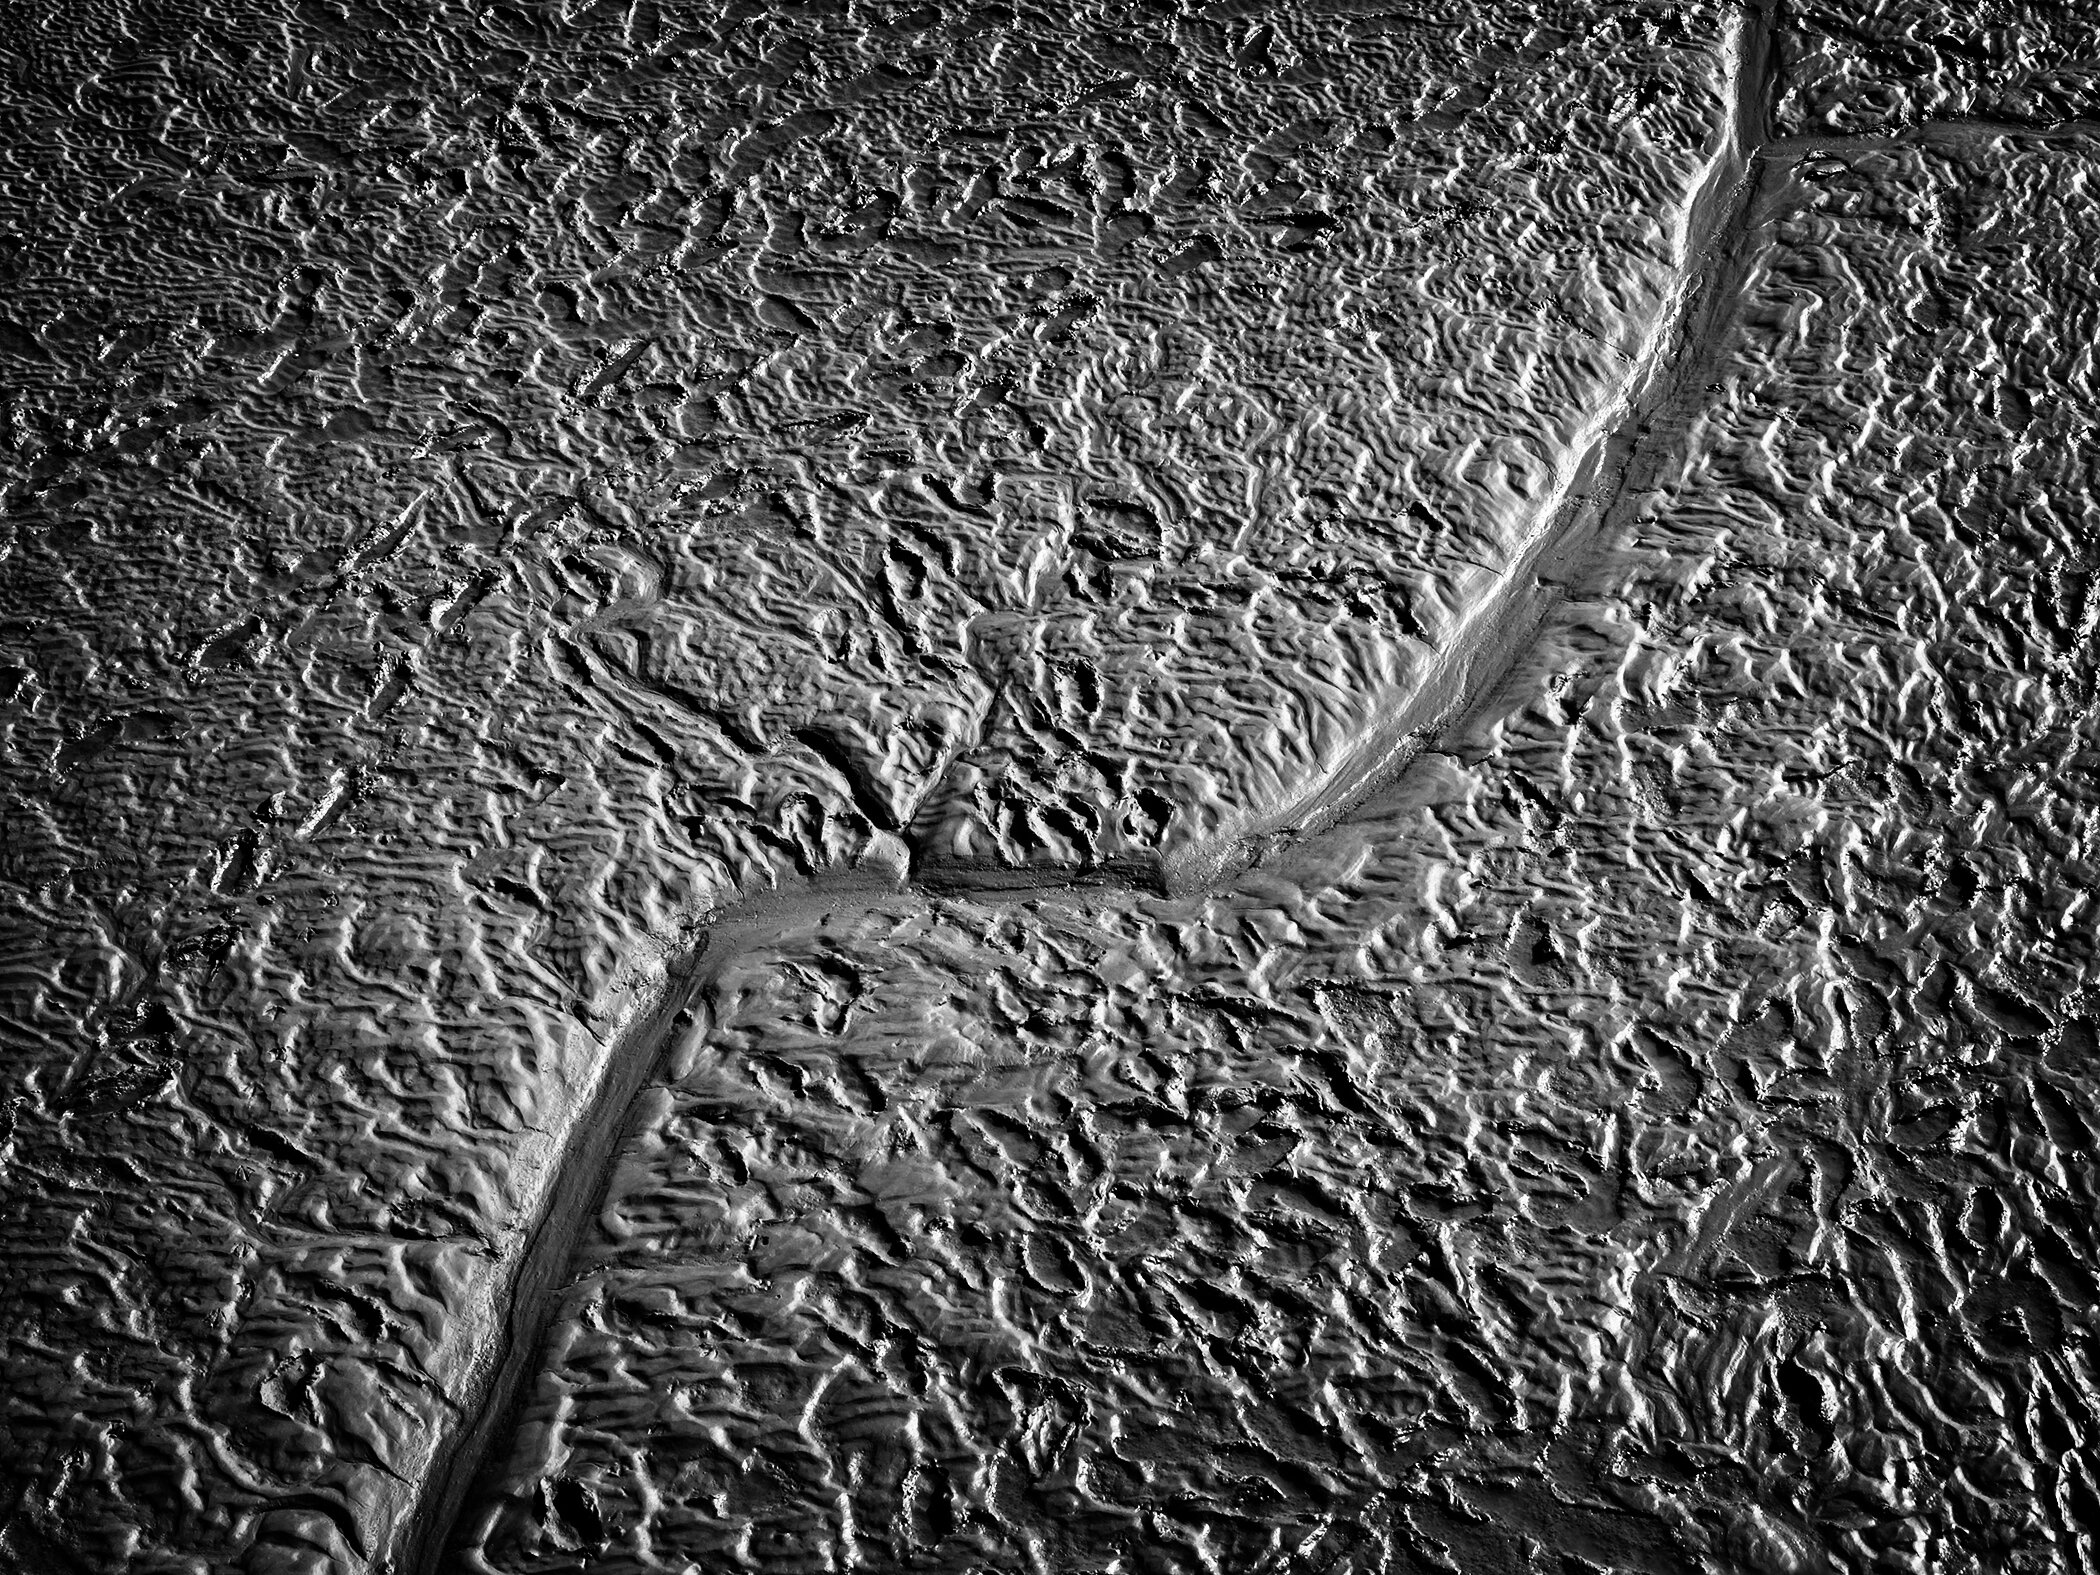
[1167,2,1782,893]
[392,943,716,1575]
[392,856,1173,1574]
[395,11,1788,1572]
[910,849,1174,901]
[1382,0,1786,781]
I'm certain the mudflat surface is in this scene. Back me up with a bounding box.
[4,5,2099,1574]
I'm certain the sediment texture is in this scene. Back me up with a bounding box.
[4,4,2099,1575]
[1777,2,2099,134]
[445,128,2100,1575]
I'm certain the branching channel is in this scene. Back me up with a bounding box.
[394,11,1784,1571]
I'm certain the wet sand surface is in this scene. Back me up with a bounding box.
[5,5,2100,1573]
